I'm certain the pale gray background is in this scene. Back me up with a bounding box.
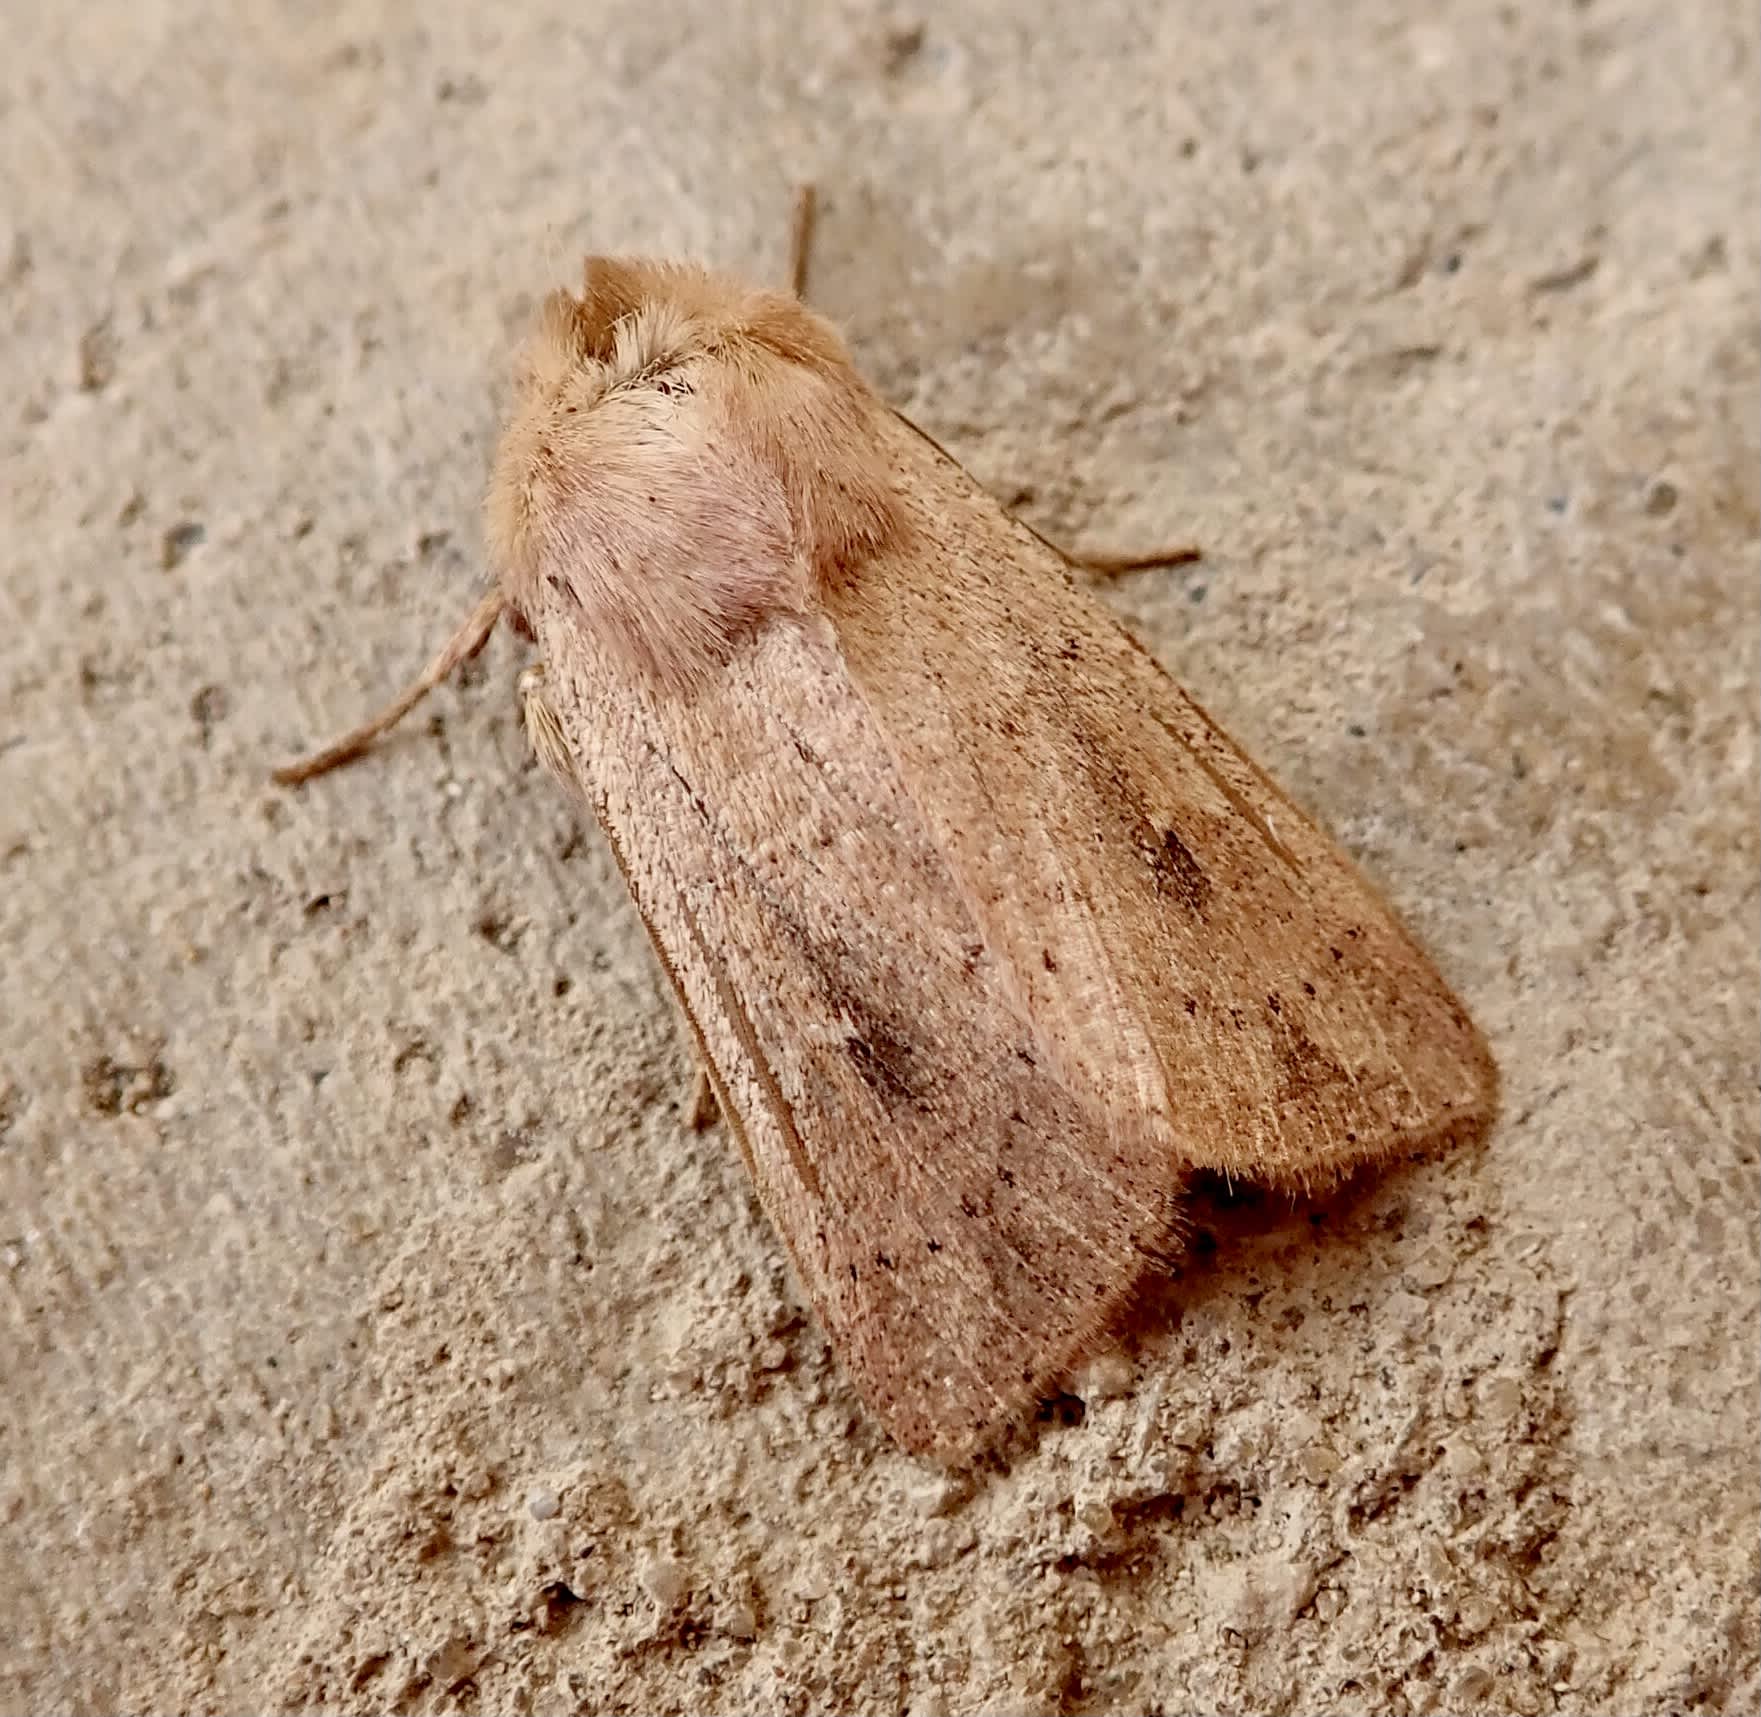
[2,1,1756,1711]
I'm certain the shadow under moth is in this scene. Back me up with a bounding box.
[277,208,1497,1461]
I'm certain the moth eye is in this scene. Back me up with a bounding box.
[504,604,536,643]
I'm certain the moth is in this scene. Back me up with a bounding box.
[278,216,1497,1460]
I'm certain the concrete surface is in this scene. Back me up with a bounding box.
[2,1,1756,1711]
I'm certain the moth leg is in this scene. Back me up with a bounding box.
[273,588,505,785]
[886,405,1205,583]
[1002,510,1202,584]
[788,182,817,300]
[788,188,1195,579]
[1063,544,1203,582]
[518,660,577,788]
[686,1062,721,1131]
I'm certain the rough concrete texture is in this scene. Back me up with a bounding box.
[3,1,1757,1712]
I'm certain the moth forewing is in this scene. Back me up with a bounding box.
[521,607,1190,1457]
[833,408,1498,1195]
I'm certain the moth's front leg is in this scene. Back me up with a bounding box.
[518,661,575,788]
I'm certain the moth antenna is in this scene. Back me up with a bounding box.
[788,182,817,301]
[272,588,505,786]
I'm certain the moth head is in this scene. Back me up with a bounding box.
[486,259,900,688]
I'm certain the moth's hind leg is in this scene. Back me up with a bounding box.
[1065,544,1203,582]
[686,1062,721,1131]
[1011,518,1202,584]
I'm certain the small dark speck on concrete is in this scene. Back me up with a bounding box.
[1347,722,1367,738]
[881,19,926,74]
[78,320,118,392]
[536,1581,582,1632]
[1531,255,1599,294]
[391,1036,436,1075]
[189,683,229,744]
[1545,495,1569,516]
[161,521,206,569]
[436,73,488,104]
[494,1125,541,1171]
[1644,479,1679,517]
[83,1052,176,1117]
[476,907,524,953]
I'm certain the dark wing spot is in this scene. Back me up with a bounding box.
[1042,948,1059,972]
[1273,1023,1351,1105]
[1153,827,1212,913]
[843,1030,920,1104]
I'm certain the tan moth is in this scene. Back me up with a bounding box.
[277,202,1497,1459]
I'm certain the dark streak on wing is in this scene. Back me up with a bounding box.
[1273,1016,1352,1103]
[842,1027,923,1105]
[1064,714,1213,915]
[1153,826,1211,913]
[672,889,825,1201]
[1149,705,1301,878]
[662,713,942,1125]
